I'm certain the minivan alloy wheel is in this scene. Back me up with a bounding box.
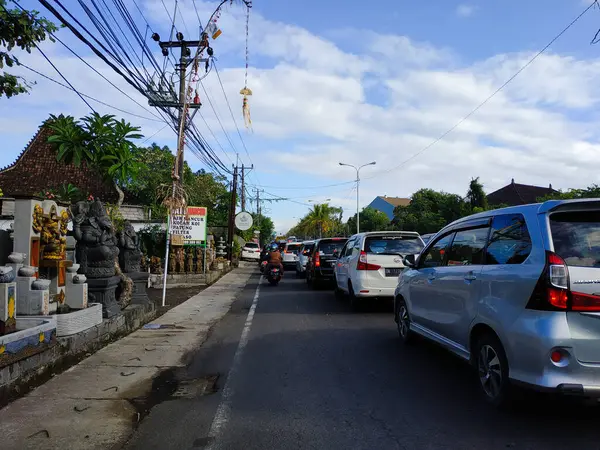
[398,305,410,339]
[478,344,503,399]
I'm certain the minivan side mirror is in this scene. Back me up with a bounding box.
[403,254,416,268]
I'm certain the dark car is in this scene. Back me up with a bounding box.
[306,237,348,288]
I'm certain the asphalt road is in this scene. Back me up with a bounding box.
[123,268,600,450]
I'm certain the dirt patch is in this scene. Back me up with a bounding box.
[148,286,207,316]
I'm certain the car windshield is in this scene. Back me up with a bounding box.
[364,236,424,255]
[301,244,314,254]
[286,244,302,254]
[550,211,600,268]
[245,243,259,249]
[318,240,347,256]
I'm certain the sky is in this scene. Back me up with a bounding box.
[2,0,600,234]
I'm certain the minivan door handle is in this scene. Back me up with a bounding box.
[464,271,477,281]
[427,274,436,282]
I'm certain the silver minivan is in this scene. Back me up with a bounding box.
[395,199,600,406]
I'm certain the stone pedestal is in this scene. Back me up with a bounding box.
[129,271,150,305]
[88,276,121,318]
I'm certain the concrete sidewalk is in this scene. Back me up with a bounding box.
[0,264,255,450]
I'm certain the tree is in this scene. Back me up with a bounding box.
[290,203,342,239]
[347,207,390,233]
[466,177,488,211]
[239,213,275,246]
[537,184,600,202]
[47,113,143,206]
[393,189,470,234]
[0,0,57,97]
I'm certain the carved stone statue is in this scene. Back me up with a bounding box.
[41,206,67,260]
[186,247,194,273]
[195,247,203,274]
[169,249,176,274]
[117,221,142,273]
[71,199,120,278]
[176,247,185,273]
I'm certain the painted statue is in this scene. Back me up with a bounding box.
[71,199,119,278]
[117,221,142,273]
[186,247,194,273]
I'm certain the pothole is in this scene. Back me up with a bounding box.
[172,374,219,398]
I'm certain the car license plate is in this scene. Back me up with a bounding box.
[385,268,401,277]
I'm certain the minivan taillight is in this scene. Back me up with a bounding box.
[357,251,381,271]
[527,251,600,312]
[314,252,321,268]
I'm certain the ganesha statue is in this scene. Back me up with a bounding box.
[117,221,142,273]
[71,199,120,278]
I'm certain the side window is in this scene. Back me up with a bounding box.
[446,227,490,266]
[419,233,455,268]
[341,240,352,258]
[486,214,532,265]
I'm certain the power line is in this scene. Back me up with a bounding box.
[364,0,597,180]
[19,62,162,121]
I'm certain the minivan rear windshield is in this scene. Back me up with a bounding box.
[364,236,424,255]
[244,242,259,248]
[550,211,600,268]
[286,244,302,253]
[319,240,347,256]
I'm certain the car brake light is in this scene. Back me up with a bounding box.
[526,251,600,312]
[314,252,320,267]
[357,251,381,271]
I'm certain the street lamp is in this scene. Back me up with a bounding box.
[339,161,376,234]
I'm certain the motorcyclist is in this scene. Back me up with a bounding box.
[265,243,284,276]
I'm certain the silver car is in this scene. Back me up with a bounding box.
[395,199,600,406]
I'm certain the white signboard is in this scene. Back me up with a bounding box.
[170,207,207,243]
[235,211,253,231]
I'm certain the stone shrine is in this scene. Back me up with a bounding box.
[71,199,121,318]
[117,221,149,305]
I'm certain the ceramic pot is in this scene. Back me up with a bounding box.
[32,279,51,290]
[67,264,80,273]
[18,266,36,277]
[73,274,87,284]
[7,252,26,264]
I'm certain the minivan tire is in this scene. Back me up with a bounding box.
[395,297,413,344]
[348,282,362,311]
[473,333,512,408]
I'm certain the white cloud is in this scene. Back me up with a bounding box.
[4,0,600,229]
[456,4,477,18]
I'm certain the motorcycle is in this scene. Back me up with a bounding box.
[266,266,282,286]
[260,260,268,273]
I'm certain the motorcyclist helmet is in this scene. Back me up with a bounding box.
[270,243,279,251]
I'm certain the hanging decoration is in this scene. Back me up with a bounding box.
[206,8,222,40]
[240,5,252,130]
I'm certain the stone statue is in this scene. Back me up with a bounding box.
[195,247,203,274]
[176,247,185,273]
[169,249,176,274]
[71,199,120,278]
[186,247,194,273]
[117,221,142,273]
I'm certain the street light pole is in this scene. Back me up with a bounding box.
[339,161,376,235]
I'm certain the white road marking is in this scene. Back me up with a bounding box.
[206,275,262,447]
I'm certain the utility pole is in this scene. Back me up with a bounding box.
[241,164,245,211]
[148,33,207,180]
[227,166,238,260]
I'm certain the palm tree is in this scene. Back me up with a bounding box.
[304,203,341,238]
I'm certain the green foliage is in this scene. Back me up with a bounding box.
[46,113,143,205]
[466,177,488,210]
[37,183,85,204]
[105,203,125,232]
[289,203,343,239]
[537,184,600,202]
[238,214,275,246]
[233,239,241,257]
[347,207,390,233]
[138,224,166,258]
[0,0,57,97]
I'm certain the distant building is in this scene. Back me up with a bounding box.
[487,179,557,207]
[367,196,411,220]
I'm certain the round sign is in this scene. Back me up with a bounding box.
[235,211,253,231]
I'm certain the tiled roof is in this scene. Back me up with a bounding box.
[487,180,556,207]
[379,196,411,207]
[0,124,118,202]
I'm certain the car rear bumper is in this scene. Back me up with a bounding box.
[504,310,600,396]
[354,287,396,298]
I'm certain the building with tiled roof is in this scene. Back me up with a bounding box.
[486,179,557,207]
[0,124,117,202]
[367,196,411,220]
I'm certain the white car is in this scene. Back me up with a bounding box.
[282,242,302,269]
[333,231,424,308]
[295,241,315,277]
[241,242,261,261]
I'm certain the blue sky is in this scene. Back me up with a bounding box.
[2,0,600,233]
